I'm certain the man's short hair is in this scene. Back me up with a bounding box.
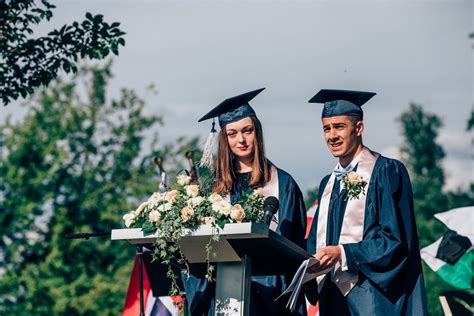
[349,115,363,127]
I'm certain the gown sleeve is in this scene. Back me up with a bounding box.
[181,272,215,315]
[277,171,307,249]
[343,159,419,291]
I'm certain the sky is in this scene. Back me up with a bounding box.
[2,0,473,196]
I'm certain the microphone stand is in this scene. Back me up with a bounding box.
[65,232,110,240]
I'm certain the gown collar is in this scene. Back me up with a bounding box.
[333,149,363,181]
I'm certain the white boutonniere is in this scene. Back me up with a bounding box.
[342,171,367,200]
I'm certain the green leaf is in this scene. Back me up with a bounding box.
[216,219,226,230]
[62,62,70,73]
[93,14,104,23]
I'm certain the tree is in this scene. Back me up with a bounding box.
[398,104,473,316]
[0,63,199,315]
[399,103,447,220]
[304,187,319,209]
[0,0,125,105]
[468,110,474,131]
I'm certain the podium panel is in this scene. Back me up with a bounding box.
[111,223,311,315]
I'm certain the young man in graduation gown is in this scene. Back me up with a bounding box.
[305,89,427,316]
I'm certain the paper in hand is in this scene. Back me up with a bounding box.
[276,257,332,312]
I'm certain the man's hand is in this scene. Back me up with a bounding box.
[313,246,341,270]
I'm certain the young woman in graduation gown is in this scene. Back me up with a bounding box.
[182,88,307,316]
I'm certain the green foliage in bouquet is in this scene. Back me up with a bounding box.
[123,174,265,295]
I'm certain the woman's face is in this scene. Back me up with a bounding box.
[225,117,255,160]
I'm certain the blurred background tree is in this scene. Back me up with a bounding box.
[398,104,473,315]
[0,63,201,315]
[304,187,319,209]
[0,0,125,105]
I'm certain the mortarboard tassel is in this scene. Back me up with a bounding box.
[200,119,217,169]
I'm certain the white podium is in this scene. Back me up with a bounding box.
[112,223,310,315]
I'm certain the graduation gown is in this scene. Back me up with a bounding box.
[183,162,307,316]
[306,154,427,316]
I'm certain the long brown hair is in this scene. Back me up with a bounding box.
[213,116,271,194]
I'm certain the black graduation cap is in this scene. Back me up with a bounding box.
[436,230,472,265]
[198,88,265,169]
[308,89,376,119]
[198,88,265,128]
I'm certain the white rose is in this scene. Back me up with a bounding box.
[252,188,264,197]
[347,171,360,183]
[208,192,224,203]
[212,200,232,216]
[185,185,200,198]
[201,216,215,225]
[164,190,180,203]
[181,206,194,222]
[123,212,136,228]
[134,201,148,216]
[177,174,192,186]
[230,204,245,223]
[148,192,166,208]
[149,210,161,223]
[157,202,172,212]
[188,196,205,207]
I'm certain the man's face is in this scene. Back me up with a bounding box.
[322,115,363,160]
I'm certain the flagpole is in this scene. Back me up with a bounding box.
[136,246,145,316]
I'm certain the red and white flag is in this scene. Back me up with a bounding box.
[122,257,180,316]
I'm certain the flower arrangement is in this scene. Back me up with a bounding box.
[122,174,265,296]
[341,171,367,200]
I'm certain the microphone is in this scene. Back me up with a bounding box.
[185,151,199,183]
[154,156,167,193]
[263,196,279,226]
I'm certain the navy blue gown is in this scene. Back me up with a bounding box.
[306,156,427,316]
[182,163,307,316]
